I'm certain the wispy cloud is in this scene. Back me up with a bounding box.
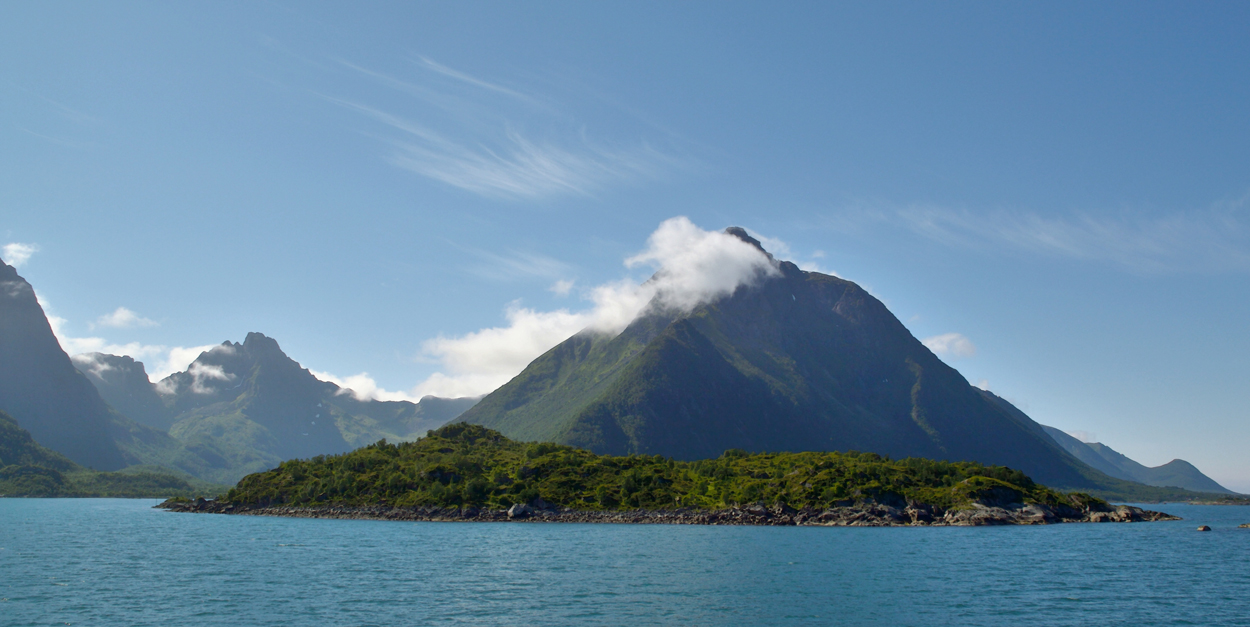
[414,55,534,102]
[833,194,1250,274]
[2,243,39,268]
[326,56,687,200]
[462,247,572,282]
[91,306,158,330]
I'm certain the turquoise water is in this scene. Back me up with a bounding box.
[2,500,1249,626]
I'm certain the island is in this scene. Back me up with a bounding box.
[159,423,1178,526]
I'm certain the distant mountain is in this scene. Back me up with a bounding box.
[77,333,478,483]
[0,259,212,474]
[1041,425,1234,494]
[73,353,173,430]
[458,228,1177,496]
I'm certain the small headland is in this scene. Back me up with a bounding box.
[156,423,1178,527]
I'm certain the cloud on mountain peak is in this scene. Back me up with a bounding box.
[409,217,780,398]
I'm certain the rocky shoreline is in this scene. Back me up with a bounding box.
[158,498,1179,526]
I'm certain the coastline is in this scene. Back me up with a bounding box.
[158,499,1179,527]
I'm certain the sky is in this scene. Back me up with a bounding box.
[3,2,1249,491]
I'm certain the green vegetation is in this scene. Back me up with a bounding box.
[0,410,225,497]
[226,423,1105,512]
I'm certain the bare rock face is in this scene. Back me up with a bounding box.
[507,503,533,519]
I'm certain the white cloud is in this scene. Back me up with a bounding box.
[151,345,223,382]
[3,243,39,268]
[186,362,233,394]
[922,332,977,358]
[549,279,575,296]
[973,378,990,391]
[70,353,114,378]
[91,306,158,330]
[411,217,779,397]
[1067,430,1098,443]
[310,370,423,403]
[624,217,781,312]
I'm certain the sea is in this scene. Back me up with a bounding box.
[1,499,1248,626]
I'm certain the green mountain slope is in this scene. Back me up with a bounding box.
[1041,425,1233,494]
[458,229,1201,499]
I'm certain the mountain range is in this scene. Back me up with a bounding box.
[73,335,476,482]
[1,258,475,486]
[458,228,1233,498]
[0,239,1233,499]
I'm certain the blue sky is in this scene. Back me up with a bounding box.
[4,2,1249,490]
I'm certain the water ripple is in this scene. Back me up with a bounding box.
[1,500,1249,625]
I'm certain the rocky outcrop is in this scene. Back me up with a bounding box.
[157,499,1178,526]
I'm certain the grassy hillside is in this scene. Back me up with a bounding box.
[225,423,1112,513]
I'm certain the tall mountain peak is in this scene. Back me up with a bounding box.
[458,254,1126,492]
[0,262,130,469]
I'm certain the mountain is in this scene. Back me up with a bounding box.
[0,259,213,473]
[1041,425,1234,494]
[77,333,478,483]
[73,353,172,430]
[458,228,1175,495]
